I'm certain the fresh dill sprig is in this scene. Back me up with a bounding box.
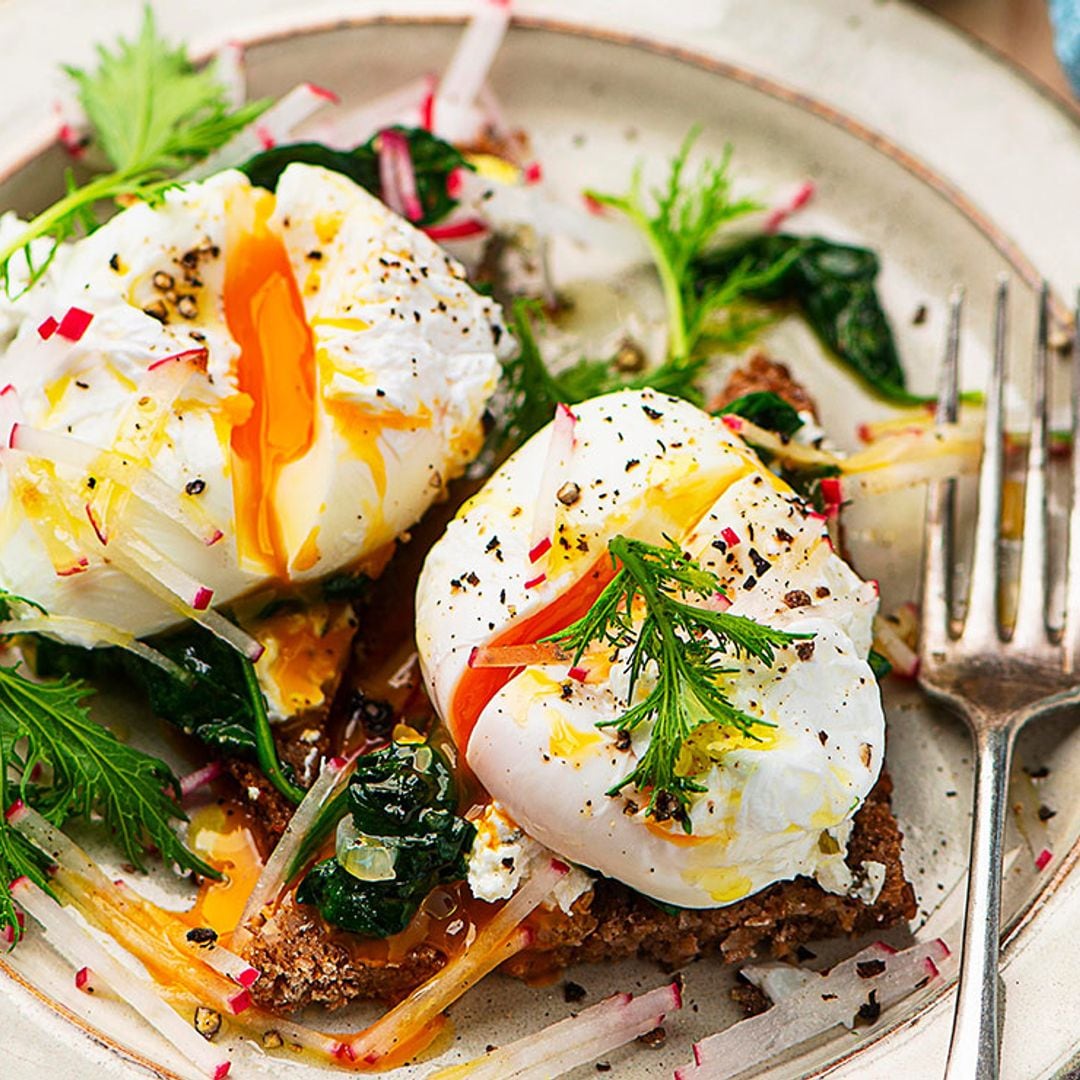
[0,7,268,296]
[492,130,799,450]
[586,127,788,368]
[544,536,808,829]
[0,662,218,941]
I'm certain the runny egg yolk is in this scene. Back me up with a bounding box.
[225,192,317,579]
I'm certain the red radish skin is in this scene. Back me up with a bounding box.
[424,217,488,241]
[147,347,208,372]
[764,180,815,233]
[1036,848,1053,871]
[179,761,224,799]
[528,537,552,563]
[192,586,214,612]
[567,666,588,683]
[227,988,252,1014]
[2,911,25,944]
[85,503,108,546]
[524,161,543,184]
[56,307,93,342]
[720,527,740,547]
[56,559,90,577]
[306,82,339,103]
[37,317,58,340]
[524,573,546,589]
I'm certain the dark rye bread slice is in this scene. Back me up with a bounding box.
[240,773,915,1013]
[234,351,915,1012]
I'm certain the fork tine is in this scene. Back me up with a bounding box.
[962,278,1009,647]
[1064,289,1080,672]
[921,290,963,658]
[1012,283,1052,647]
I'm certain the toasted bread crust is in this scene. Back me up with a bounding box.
[243,774,914,1013]
[238,354,914,1013]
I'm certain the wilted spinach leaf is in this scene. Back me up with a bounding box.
[297,741,475,939]
[718,390,804,437]
[695,234,925,405]
[240,127,471,226]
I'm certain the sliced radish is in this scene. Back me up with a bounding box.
[469,642,567,668]
[872,614,919,679]
[819,476,843,518]
[763,180,815,234]
[377,128,424,222]
[56,307,93,342]
[0,383,25,450]
[213,41,246,110]
[184,83,338,180]
[11,878,232,1080]
[423,217,489,241]
[0,440,98,577]
[312,76,430,147]
[0,614,190,681]
[428,980,681,1080]
[1,909,25,944]
[680,939,951,1080]
[103,532,263,661]
[419,74,437,131]
[530,403,577,564]
[10,423,225,547]
[432,0,512,143]
[231,755,356,954]
[179,761,224,800]
[346,858,568,1065]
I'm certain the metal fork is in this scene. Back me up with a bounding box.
[919,280,1080,1079]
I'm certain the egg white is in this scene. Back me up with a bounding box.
[0,165,508,643]
[416,389,884,908]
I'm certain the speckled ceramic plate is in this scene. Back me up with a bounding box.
[1,3,1079,1079]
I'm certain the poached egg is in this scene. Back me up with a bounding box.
[417,389,884,909]
[0,165,507,648]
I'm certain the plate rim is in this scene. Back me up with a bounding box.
[0,10,1074,1079]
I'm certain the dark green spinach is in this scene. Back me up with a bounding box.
[694,234,927,406]
[239,127,471,226]
[296,741,475,938]
[718,390,805,437]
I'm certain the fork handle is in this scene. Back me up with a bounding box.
[944,721,1014,1080]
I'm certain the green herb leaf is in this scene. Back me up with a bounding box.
[868,649,893,681]
[297,742,475,938]
[588,129,761,363]
[491,132,801,450]
[718,391,805,437]
[544,536,807,828]
[0,664,216,897]
[240,127,471,226]
[35,624,302,802]
[0,6,268,294]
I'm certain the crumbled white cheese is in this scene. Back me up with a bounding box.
[467,802,592,914]
[814,820,855,896]
[850,860,887,905]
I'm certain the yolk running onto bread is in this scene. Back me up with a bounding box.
[225,193,316,579]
